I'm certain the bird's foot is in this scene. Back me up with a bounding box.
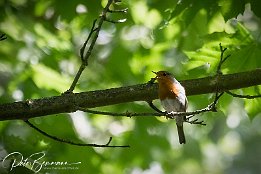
[165,111,177,119]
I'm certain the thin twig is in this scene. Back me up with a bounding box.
[0,34,7,41]
[186,119,206,125]
[78,102,220,118]
[80,19,98,62]
[147,101,165,113]
[82,0,114,64]
[80,107,159,117]
[226,91,261,99]
[79,101,216,126]
[24,120,129,148]
[210,43,228,111]
[216,43,231,74]
[66,0,115,93]
[66,64,86,93]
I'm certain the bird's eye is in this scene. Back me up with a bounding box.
[163,72,167,76]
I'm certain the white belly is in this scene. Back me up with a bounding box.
[161,98,183,112]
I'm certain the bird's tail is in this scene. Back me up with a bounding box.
[176,124,186,144]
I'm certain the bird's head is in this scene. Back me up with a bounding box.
[152,71,173,82]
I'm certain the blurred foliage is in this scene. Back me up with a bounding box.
[0,0,261,173]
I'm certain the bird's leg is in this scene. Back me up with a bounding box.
[147,101,165,113]
[165,111,179,119]
[165,112,173,118]
[148,101,172,120]
[185,116,206,126]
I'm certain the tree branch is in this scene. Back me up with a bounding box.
[66,0,127,93]
[66,0,115,93]
[0,33,7,41]
[226,91,261,99]
[0,68,261,120]
[24,120,129,148]
[79,96,220,118]
[216,43,231,74]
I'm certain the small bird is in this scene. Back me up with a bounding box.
[153,71,188,144]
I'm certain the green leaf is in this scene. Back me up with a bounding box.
[32,64,72,92]
[184,47,219,76]
[245,98,261,120]
[223,42,261,73]
[243,86,261,119]
[250,0,261,19]
[131,1,162,29]
[219,0,246,21]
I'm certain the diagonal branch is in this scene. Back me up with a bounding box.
[66,0,116,93]
[80,19,98,62]
[66,0,127,93]
[226,91,261,99]
[0,33,7,41]
[24,120,129,148]
[217,43,231,74]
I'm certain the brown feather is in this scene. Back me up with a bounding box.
[157,76,179,100]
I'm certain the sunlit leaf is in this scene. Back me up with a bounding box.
[32,64,72,92]
[219,0,246,21]
[245,98,261,120]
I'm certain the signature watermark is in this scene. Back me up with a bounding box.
[1,151,81,173]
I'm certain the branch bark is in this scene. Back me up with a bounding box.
[0,68,261,120]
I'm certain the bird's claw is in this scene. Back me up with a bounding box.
[186,118,206,126]
[165,112,176,119]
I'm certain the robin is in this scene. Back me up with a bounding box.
[153,71,187,144]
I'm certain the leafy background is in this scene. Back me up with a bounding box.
[0,0,261,173]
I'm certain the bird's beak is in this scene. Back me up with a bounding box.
[152,71,157,75]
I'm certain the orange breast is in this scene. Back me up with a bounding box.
[158,80,179,100]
